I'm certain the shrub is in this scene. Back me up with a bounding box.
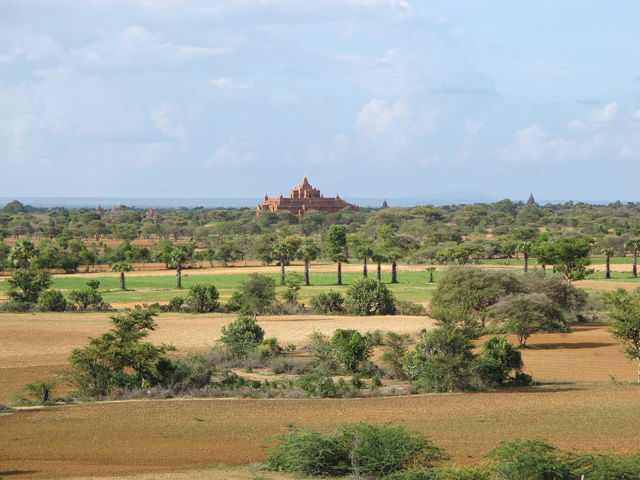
[345,277,396,315]
[331,329,372,373]
[265,422,447,478]
[403,327,477,392]
[486,438,573,480]
[68,281,109,311]
[306,331,336,371]
[310,290,345,314]
[38,290,68,312]
[220,315,265,358]
[475,336,526,387]
[185,284,219,313]
[382,331,411,379]
[166,296,185,312]
[226,291,245,312]
[237,273,277,315]
[396,300,427,316]
[270,357,311,375]
[12,380,58,406]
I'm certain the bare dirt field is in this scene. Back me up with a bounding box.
[2,383,640,479]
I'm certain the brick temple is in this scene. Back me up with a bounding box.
[257,176,360,216]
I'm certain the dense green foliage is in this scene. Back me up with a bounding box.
[220,315,266,358]
[331,328,373,372]
[184,284,220,313]
[602,287,640,382]
[7,269,51,303]
[345,277,396,315]
[266,422,447,478]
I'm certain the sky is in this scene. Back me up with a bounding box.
[2,0,640,204]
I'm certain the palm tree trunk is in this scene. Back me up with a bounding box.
[120,272,125,291]
[523,253,528,273]
[280,257,286,285]
[430,271,434,283]
[337,262,342,285]
[363,256,368,278]
[606,256,611,279]
[634,252,637,278]
[377,262,382,281]
[176,264,182,289]
[304,259,310,286]
[391,262,397,284]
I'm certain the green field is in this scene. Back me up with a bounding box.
[0,268,439,305]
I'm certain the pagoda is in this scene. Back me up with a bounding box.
[257,176,360,216]
[526,193,536,206]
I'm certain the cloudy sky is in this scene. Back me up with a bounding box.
[2,1,640,203]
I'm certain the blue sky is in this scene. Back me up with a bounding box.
[2,1,640,203]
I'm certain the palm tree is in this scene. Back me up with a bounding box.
[171,249,188,289]
[9,238,36,270]
[602,247,614,279]
[273,242,295,286]
[111,261,133,290]
[624,238,640,278]
[386,248,403,284]
[355,240,374,278]
[519,241,533,273]
[297,241,320,286]
[325,225,347,285]
[371,249,387,282]
[426,266,436,283]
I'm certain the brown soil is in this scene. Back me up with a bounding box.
[2,383,639,479]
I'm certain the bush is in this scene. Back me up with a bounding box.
[12,380,58,406]
[39,290,68,312]
[331,329,372,373]
[396,300,426,316]
[265,422,447,478]
[345,277,396,315]
[185,284,219,313]
[309,290,345,314]
[0,301,35,313]
[220,315,265,358]
[166,296,185,312]
[226,291,245,312]
[270,357,311,375]
[237,273,277,315]
[475,336,526,387]
[7,269,52,304]
[486,438,573,480]
[68,281,109,311]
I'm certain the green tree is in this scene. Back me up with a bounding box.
[371,248,387,282]
[2,199,27,214]
[111,261,133,291]
[7,269,52,304]
[624,237,640,278]
[602,288,640,382]
[331,329,372,372]
[325,225,348,285]
[426,266,436,283]
[220,315,265,358]
[68,310,174,397]
[349,236,374,278]
[297,240,320,286]
[9,238,36,270]
[382,331,410,379]
[216,241,240,267]
[550,237,594,283]
[84,220,109,241]
[38,289,68,312]
[344,277,396,315]
[385,248,403,284]
[602,247,615,279]
[490,293,570,347]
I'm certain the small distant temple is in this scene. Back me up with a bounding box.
[257,176,360,216]
[526,193,536,206]
[143,206,155,219]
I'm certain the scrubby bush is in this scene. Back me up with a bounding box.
[184,284,219,313]
[270,357,311,375]
[345,277,396,315]
[396,299,426,316]
[165,296,185,312]
[68,280,109,311]
[7,269,52,304]
[310,290,345,314]
[486,438,573,480]
[220,315,265,358]
[38,290,68,312]
[475,336,527,387]
[331,329,372,373]
[306,331,336,371]
[12,380,58,406]
[265,422,448,478]
[383,331,411,379]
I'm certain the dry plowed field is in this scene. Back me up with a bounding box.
[2,269,640,479]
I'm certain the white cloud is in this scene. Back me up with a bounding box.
[591,102,618,123]
[204,137,256,167]
[211,77,253,89]
[150,103,188,142]
[496,124,611,163]
[355,98,411,149]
